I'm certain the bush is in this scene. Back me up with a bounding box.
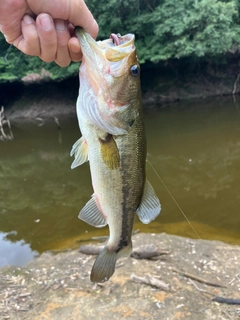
[0,0,240,82]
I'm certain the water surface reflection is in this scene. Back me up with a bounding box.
[0,232,38,267]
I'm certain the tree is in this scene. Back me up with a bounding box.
[87,0,240,62]
[1,0,240,82]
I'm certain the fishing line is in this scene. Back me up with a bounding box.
[147,159,201,240]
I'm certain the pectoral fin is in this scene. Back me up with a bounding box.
[78,194,107,228]
[70,137,88,169]
[136,179,161,224]
[99,134,120,170]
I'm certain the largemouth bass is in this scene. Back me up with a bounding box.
[71,27,161,283]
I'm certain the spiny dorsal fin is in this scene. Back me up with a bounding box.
[70,137,88,169]
[99,134,120,170]
[136,179,161,224]
[78,194,107,228]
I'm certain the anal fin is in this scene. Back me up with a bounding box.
[136,179,161,224]
[70,137,88,169]
[78,194,107,228]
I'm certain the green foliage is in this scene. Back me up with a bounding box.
[1,0,240,82]
[148,0,240,61]
[0,32,80,83]
[87,0,240,63]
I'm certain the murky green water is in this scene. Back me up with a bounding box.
[1,97,240,267]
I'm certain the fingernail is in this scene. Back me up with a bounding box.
[23,15,34,25]
[39,14,53,31]
[55,20,66,32]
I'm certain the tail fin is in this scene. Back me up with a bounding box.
[90,247,117,283]
[90,242,132,283]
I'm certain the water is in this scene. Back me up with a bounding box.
[0,97,240,267]
[0,232,38,267]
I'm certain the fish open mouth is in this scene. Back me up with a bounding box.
[97,33,135,62]
[75,27,135,63]
[105,33,134,48]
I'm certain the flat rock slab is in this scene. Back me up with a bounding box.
[1,233,240,320]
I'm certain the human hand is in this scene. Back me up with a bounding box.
[0,0,98,66]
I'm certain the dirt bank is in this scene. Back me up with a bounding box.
[2,59,240,120]
[1,233,240,320]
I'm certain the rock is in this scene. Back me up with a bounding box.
[0,233,240,320]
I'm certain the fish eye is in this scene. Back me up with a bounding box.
[130,65,140,77]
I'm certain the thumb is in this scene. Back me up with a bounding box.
[28,0,98,39]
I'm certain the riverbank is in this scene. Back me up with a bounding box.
[2,60,240,120]
[1,233,240,320]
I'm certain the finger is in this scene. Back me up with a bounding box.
[68,37,83,62]
[0,0,32,44]
[54,19,71,67]
[68,1,99,40]
[36,13,57,62]
[13,15,40,56]
[28,0,99,39]
[68,23,75,37]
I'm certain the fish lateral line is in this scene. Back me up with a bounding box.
[146,159,201,240]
